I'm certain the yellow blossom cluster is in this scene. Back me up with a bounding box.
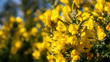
[38,0,110,62]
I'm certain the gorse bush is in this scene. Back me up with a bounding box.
[38,0,110,62]
[0,0,110,62]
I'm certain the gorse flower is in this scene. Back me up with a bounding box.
[106,23,110,31]
[97,26,106,40]
[56,21,67,32]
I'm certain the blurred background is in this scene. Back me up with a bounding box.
[0,0,52,24]
[0,0,55,62]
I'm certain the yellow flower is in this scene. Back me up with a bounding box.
[31,27,38,36]
[61,5,72,22]
[71,49,80,58]
[51,9,59,23]
[56,21,67,32]
[43,10,51,27]
[83,7,90,12]
[60,0,69,4]
[32,50,40,59]
[92,12,99,16]
[104,2,110,11]
[36,43,46,51]
[55,54,67,62]
[23,32,28,37]
[82,12,91,21]
[56,5,63,12]
[77,10,82,16]
[97,26,106,40]
[95,3,103,13]
[72,55,80,61]
[82,18,94,30]
[98,17,104,20]
[0,31,3,35]
[104,5,110,14]
[15,41,22,48]
[73,0,84,8]
[97,53,100,57]
[38,14,44,21]
[106,23,110,31]
[16,17,22,23]
[18,24,23,28]
[67,36,78,46]
[68,24,78,35]
[36,23,41,28]
[96,0,105,4]
[62,5,71,13]
[33,17,38,22]
[53,31,62,40]
[10,16,15,22]
[19,27,26,34]
[47,55,54,60]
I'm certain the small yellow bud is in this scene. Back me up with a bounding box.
[15,41,22,48]
[0,31,3,35]
[97,53,100,57]
[32,50,40,59]
[60,0,69,4]
[36,23,41,28]
[72,55,80,61]
[71,50,80,58]
[16,17,22,23]
[33,17,38,22]
[27,10,31,15]
[10,16,15,22]
[106,23,110,31]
